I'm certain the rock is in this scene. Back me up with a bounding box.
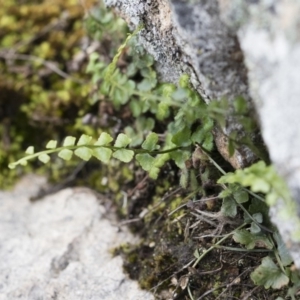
[104,0,260,169]
[0,175,154,300]
[218,0,300,268]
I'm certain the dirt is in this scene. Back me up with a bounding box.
[110,158,290,300]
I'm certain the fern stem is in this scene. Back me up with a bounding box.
[9,144,184,168]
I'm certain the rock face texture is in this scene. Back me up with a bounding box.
[105,0,260,170]
[0,175,154,300]
[105,0,300,267]
[218,0,300,268]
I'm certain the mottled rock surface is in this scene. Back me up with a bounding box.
[105,0,259,169]
[0,175,154,300]
[219,0,300,268]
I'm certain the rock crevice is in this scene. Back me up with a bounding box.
[105,0,300,267]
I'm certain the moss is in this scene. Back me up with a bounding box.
[0,0,127,189]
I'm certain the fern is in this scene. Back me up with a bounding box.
[216,160,300,291]
[8,132,182,179]
[10,24,216,185]
[104,24,144,82]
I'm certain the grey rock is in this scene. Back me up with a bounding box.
[219,0,300,267]
[104,0,260,169]
[0,175,154,300]
[105,0,184,84]
[170,0,259,169]
[170,0,248,101]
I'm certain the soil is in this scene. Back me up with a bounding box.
[110,162,290,300]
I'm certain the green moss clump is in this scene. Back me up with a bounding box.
[0,0,127,189]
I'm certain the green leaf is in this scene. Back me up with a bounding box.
[137,78,154,92]
[253,213,263,223]
[20,160,28,166]
[113,149,134,162]
[161,83,176,97]
[74,147,93,161]
[113,87,128,106]
[203,117,214,131]
[251,178,270,193]
[170,150,191,169]
[38,153,50,164]
[140,67,156,79]
[46,140,57,149]
[221,197,237,217]
[250,256,289,289]
[8,163,17,169]
[217,162,272,193]
[25,146,34,155]
[92,147,112,164]
[95,132,113,146]
[129,99,143,117]
[136,153,155,171]
[137,117,155,131]
[58,149,73,161]
[153,153,170,168]
[250,222,261,234]
[63,136,76,147]
[100,80,110,95]
[114,133,131,148]
[233,229,273,250]
[179,74,190,88]
[156,102,170,120]
[217,172,235,184]
[172,88,187,101]
[240,118,256,132]
[149,166,160,179]
[202,133,214,151]
[77,134,93,146]
[266,191,278,206]
[233,96,248,114]
[218,189,233,198]
[273,232,293,266]
[171,126,191,147]
[246,199,273,229]
[233,189,249,203]
[86,53,99,72]
[126,62,138,77]
[188,92,202,108]
[191,127,206,144]
[142,132,158,151]
[125,126,143,147]
[124,79,135,93]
